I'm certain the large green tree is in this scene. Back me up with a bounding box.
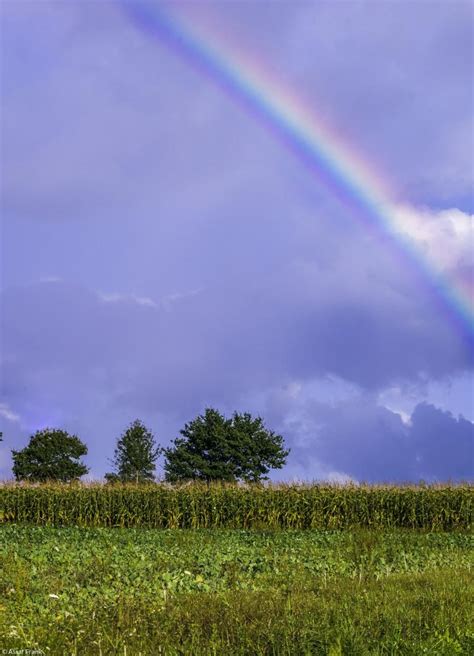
[105,419,160,483]
[12,428,89,482]
[229,412,289,482]
[164,408,289,483]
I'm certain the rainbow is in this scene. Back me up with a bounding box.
[118,0,473,340]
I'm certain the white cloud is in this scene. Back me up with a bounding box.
[97,288,205,310]
[392,205,473,273]
[271,454,357,485]
[0,403,21,423]
[160,288,204,311]
[132,296,157,308]
[383,406,412,426]
[98,292,157,308]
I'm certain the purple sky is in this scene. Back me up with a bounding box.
[1,0,473,482]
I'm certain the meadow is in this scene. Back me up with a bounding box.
[0,483,472,654]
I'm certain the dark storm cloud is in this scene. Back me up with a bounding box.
[279,398,473,483]
[409,403,473,482]
[2,268,470,415]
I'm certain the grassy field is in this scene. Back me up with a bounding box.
[0,525,473,655]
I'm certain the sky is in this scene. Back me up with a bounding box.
[1,0,473,482]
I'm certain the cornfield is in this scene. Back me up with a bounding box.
[0,482,472,530]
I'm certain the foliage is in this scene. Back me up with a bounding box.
[10,429,88,482]
[230,411,289,482]
[0,526,472,654]
[164,408,232,482]
[105,419,160,484]
[164,408,289,482]
[0,482,472,530]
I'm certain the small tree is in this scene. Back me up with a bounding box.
[163,408,289,483]
[12,428,89,482]
[105,419,160,483]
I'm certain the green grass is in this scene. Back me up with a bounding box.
[0,526,473,654]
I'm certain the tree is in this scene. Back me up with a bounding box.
[105,419,160,483]
[230,412,289,482]
[11,428,89,482]
[163,408,289,483]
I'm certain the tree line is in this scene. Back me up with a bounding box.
[3,408,289,483]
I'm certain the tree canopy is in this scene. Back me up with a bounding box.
[163,408,289,483]
[11,428,89,482]
[105,419,160,483]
